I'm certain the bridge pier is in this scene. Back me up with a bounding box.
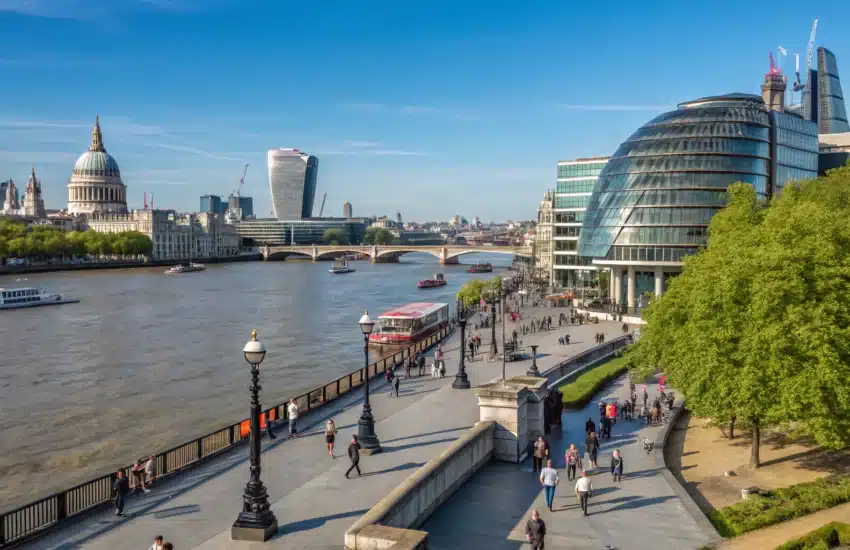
[371,255,400,264]
[439,256,460,265]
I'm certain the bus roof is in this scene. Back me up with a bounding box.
[378,302,447,319]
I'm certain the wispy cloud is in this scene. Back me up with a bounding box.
[343,140,382,149]
[0,151,80,163]
[340,102,478,121]
[0,0,230,20]
[144,142,250,162]
[556,104,672,112]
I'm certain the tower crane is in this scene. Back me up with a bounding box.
[234,163,249,197]
[318,192,327,217]
[794,17,819,93]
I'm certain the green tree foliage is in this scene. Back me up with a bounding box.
[457,275,503,306]
[323,228,348,245]
[630,170,850,468]
[0,220,153,261]
[362,226,396,245]
[598,270,609,297]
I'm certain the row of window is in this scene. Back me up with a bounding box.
[776,166,819,189]
[774,112,820,136]
[775,146,819,171]
[2,289,38,298]
[554,195,591,209]
[553,212,585,224]
[594,172,768,195]
[74,168,121,177]
[775,128,819,151]
[556,180,597,194]
[556,163,607,179]
[588,190,729,215]
[602,245,702,263]
[555,239,579,251]
[554,254,595,266]
[4,296,42,304]
[628,122,770,143]
[624,206,720,226]
[614,225,709,246]
[604,155,770,177]
[645,105,770,128]
[617,137,770,159]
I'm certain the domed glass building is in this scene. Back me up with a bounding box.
[578,90,819,311]
[67,115,128,214]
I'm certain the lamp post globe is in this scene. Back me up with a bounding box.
[357,310,381,453]
[231,329,277,542]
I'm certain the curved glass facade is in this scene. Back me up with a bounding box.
[267,149,319,220]
[578,94,818,263]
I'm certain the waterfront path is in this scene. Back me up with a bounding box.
[29,307,626,550]
[424,376,715,550]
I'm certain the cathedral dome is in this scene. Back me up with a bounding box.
[73,150,121,178]
[66,115,128,215]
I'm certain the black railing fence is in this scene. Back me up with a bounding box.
[0,327,451,548]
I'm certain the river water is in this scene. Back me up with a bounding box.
[0,254,512,512]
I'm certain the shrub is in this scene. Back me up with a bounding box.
[559,356,629,409]
[774,522,850,550]
[709,476,850,538]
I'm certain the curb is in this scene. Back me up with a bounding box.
[654,398,722,544]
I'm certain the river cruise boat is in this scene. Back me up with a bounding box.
[369,302,450,345]
[165,262,206,274]
[466,262,493,273]
[417,273,447,289]
[0,287,79,310]
[329,258,355,274]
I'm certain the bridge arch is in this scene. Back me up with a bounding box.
[314,248,374,261]
[265,250,312,261]
[373,248,442,261]
[444,248,531,261]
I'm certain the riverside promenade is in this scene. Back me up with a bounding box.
[28,307,626,550]
[424,376,715,550]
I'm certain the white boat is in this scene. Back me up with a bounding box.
[0,287,79,310]
[165,262,206,274]
[329,258,355,274]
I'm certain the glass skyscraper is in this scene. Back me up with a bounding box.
[578,93,819,311]
[801,47,850,135]
[267,149,319,220]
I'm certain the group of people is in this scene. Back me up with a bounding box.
[148,535,174,550]
[112,456,157,517]
[594,332,606,344]
[520,315,553,335]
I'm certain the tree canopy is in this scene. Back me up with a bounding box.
[0,219,153,260]
[630,169,850,467]
[323,228,348,245]
[362,226,394,245]
[457,275,503,306]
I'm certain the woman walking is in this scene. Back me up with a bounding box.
[565,443,581,481]
[610,449,624,482]
[325,420,337,458]
[585,431,599,468]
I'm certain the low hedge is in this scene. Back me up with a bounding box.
[775,522,850,550]
[709,475,850,538]
[558,355,629,409]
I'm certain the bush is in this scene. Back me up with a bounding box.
[774,522,850,550]
[709,476,850,538]
[558,356,629,409]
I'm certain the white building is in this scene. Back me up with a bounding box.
[67,116,128,215]
[533,191,554,283]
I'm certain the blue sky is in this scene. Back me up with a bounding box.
[0,0,847,221]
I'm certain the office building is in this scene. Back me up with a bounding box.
[552,156,609,292]
[200,194,224,214]
[343,201,352,218]
[579,78,819,311]
[818,132,850,173]
[267,148,318,220]
[800,47,850,135]
[235,218,368,246]
[227,194,254,218]
[67,115,128,214]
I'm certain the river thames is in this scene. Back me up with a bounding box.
[0,254,512,512]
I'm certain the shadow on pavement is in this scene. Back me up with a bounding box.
[382,437,458,454]
[381,425,474,444]
[277,508,370,536]
[358,461,425,478]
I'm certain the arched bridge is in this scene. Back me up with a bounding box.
[261,244,532,264]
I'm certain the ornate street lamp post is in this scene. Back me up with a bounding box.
[453,299,470,389]
[527,344,540,377]
[488,293,498,358]
[231,330,278,542]
[357,311,382,454]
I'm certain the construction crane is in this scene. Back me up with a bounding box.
[318,192,327,217]
[794,17,819,92]
[233,164,249,197]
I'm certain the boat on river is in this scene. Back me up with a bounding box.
[165,262,206,274]
[466,262,493,273]
[369,302,449,345]
[329,258,355,274]
[417,273,447,289]
[0,287,79,310]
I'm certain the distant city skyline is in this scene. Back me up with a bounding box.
[1,2,849,219]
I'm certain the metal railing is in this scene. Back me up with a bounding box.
[0,327,451,548]
[540,333,633,387]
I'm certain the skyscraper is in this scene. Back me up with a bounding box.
[801,47,850,134]
[267,148,318,220]
[343,201,352,218]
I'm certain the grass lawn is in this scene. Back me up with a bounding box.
[709,475,850,538]
[775,522,850,550]
[558,355,629,409]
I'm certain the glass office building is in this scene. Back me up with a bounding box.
[578,93,819,310]
[801,47,850,135]
[267,148,319,220]
[235,218,368,246]
[552,157,609,291]
[200,194,225,214]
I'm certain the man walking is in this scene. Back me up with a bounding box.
[288,399,299,437]
[539,459,559,512]
[345,434,362,478]
[391,373,400,397]
[532,436,550,473]
[575,470,593,516]
[112,470,130,517]
[525,509,546,549]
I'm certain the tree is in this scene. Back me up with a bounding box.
[363,226,378,245]
[598,270,609,297]
[630,172,850,468]
[457,279,487,306]
[323,228,347,245]
[374,228,393,245]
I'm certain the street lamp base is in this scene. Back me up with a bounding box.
[452,372,471,389]
[358,415,382,455]
[232,514,278,542]
[526,368,541,377]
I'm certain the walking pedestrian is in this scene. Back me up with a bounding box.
[162,544,173,550]
[525,509,546,550]
[539,459,559,512]
[585,432,599,467]
[144,455,156,488]
[575,470,593,516]
[325,420,337,458]
[468,339,475,361]
[417,352,426,376]
[565,444,580,481]
[532,436,550,473]
[610,449,624,482]
[130,459,147,494]
[392,373,400,397]
[345,435,362,478]
[288,399,299,437]
[585,417,595,435]
[112,470,129,516]
[149,535,164,550]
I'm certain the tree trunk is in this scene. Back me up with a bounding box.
[749,417,761,468]
[729,416,736,439]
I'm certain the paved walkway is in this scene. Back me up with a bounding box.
[424,376,715,550]
[31,306,626,550]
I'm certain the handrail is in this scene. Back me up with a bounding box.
[0,326,452,548]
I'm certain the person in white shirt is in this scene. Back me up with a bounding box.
[149,535,164,550]
[574,470,593,516]
[539,459,560,512]
[143,455,156,489]
[288,399,299,437]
